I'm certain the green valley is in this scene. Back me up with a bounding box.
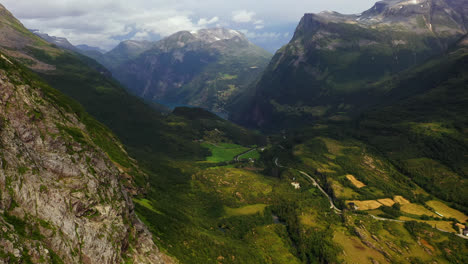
[1,0,467,263]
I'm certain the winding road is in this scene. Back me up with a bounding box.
[234,148,257,162]
[274,157,468,239]
[298,171,342,213]
[274,157,341,214]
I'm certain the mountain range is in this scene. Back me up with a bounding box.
[33,28,272,115]
[232,0,468,128]
[1,0,468,263]
[98,28,271,114]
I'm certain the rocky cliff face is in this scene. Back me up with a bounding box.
[0,54,171,263]
[232,0,468,128]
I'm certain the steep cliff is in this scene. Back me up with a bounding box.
[0,53,172,263]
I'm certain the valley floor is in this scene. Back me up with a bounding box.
[133,134,468,264]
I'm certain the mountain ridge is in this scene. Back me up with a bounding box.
[232,0,468,128]
[107,27,271,114]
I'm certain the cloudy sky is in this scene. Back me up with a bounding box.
[2,0,377,52]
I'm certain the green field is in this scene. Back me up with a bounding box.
[202,143,250,162]
[224,204,268,217]
[237,149,261,160]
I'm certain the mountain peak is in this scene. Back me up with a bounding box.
[191,28,247,43]
[30,29,77,50]
[121,39,152,47]
[151,27,250,53]
[106,39,154,58]
[294,0,467,40]
[75,44,106,53]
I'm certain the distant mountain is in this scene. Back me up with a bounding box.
[29,27,272,115]
[232,0,468,128]
[30,29,77,51]
[96,40,154,68]
[105,28,272,114]
[1,3,261,168]
[76,44,106,53]
[30,30,111,62]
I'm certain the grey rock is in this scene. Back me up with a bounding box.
[0,63,173,264]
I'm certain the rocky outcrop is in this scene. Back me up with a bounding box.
[0,55,172,263]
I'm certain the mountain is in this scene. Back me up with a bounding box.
[99,40,154,67]
[2,3,468,263]
[246,36,468,263]
[30,31,107,58]
[30,29,77,51]
[29,26,271,116]
[30,30,110,64]
[0,4,213,161]
[107,28,271,114]
[0,49,171,263]
[354,38,468,208]
[76,44,106,54]
[0,4,267,263]
[232,0,468,128]
[74,44,107,61]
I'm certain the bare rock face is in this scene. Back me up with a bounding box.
[0,57,172,263]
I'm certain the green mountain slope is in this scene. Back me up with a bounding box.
[108,28,271,114]
[97,40,154,69]
[0,49,172,263]
[2,2,468,264]
[355,40,468,209]
[133,39,468,262]
[0,4,213,162]
[0,5,272,263]
[243,37,468,263]
[232,0,468,128]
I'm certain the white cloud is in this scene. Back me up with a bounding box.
[232,10,256,23]
[239,29,282,40]
[133,31,150,40]
[142,15,199,36]
[231,11,265,30]
[197,16,219,27]
[1,0,378,51]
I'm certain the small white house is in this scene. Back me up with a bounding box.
[291,182,300,189]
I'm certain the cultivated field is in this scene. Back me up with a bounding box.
[348,196,416,211]
[400,203,438,217]
[348,200,383,210]
[426,200,468,222]
[393,195,410,204]
[346,174,366,188]
[377,198,395,207]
